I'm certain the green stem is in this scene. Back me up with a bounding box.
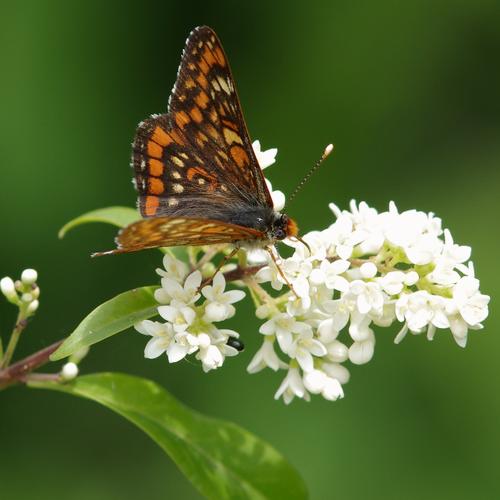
[1,311,27,369]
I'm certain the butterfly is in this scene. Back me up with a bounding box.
[95,26,308,263]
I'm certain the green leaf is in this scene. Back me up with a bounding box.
[50,287,158,361]
[31,373,307,500]
[58,206,140,238]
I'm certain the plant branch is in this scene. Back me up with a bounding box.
[224,265,264,282]
[0,339,63,389]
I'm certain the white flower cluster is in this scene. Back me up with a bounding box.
[136,141,489,404]
[0,268,40,315]
[135,255,245,372]
[252,200,490,403]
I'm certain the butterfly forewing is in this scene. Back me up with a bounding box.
[132,26,273,222]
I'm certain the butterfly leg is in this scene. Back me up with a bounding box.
[199,247,239,290]
[265,247,299,300]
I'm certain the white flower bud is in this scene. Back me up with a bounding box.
[27,300,39,314]
[22,293,33,303]
[322,362,350,384]
[303,369,327,394]
[1,276,17,301]
[326,340,349,362]
[360,262,377,279]
[322,377,344,401]
[60,362,79,381]
[404,271,419,286]
[21,268,38,285]
[349,339,375,365]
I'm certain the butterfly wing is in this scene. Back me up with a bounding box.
[92,217,265,256]
[132,26,273,221]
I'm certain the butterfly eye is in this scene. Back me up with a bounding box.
[226,338,245,351]
[274,229,286,240]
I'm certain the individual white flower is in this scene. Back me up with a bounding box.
[251,140,284,210]
[348,330,375,365]
[348,309,373,342]
[259,313,312,353]
[255,263,284,291]
[377,271,406,295]
[247,338,287,373]
[349,280,385,316]
[191,333,224,372]
[202,272,245,322]
[443,276,490,347]
[286,230,328,262]
[156,254,188,282]
[281,258,313,298]
[320,298,352,334]
[286,330,327,372]
[274,366,310,404]
[395,291,449,334]
[441,229,471,265]
[252,140,277,169]
[135,320,176,359]
[303,369,344,401]
[427,265,460,287]
[382,208,443,265]
[265,178,286,212]
[198,344,224,371]
[324,214,363,260]
[158,270,201,305]
[158,302,196,333]
[452,276,489,326]
[346,200,385,255]
[309,259,350,291]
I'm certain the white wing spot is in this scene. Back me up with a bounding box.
[173,183,184,193]
[217,76,231,94]
[172,156,185,167]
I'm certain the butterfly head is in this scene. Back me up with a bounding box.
[271,213,298,241]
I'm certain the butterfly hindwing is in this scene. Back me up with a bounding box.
[132,26,273,220]
[105,216,265,254]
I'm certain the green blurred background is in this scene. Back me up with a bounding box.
[1,1,499,498]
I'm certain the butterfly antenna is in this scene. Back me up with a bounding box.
[294,236,311,256]
[288,144,334,204]
[266,247,300,299]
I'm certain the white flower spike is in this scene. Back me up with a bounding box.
[134,141,489,404]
